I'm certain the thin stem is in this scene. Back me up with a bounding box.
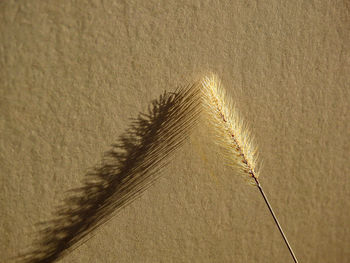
[254,177,299,263]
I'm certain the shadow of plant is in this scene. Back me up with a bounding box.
[18,82,201,263]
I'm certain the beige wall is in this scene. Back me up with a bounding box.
[1,1,349,262]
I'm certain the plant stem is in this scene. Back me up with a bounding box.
[254,177,299,263]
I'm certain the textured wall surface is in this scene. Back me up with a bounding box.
[1,1,349,262]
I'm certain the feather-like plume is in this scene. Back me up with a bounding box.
[18,75,299,263]
[199,74,298,263]
[200,74,259,185]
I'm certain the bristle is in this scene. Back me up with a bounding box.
[199,74,259,185]
[17,75,299,263]
[198,75,299,262]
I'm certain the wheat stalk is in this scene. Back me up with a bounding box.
[19,76,298,262]
[199,74,299,263]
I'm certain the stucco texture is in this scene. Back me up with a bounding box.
[1,1,349,262]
